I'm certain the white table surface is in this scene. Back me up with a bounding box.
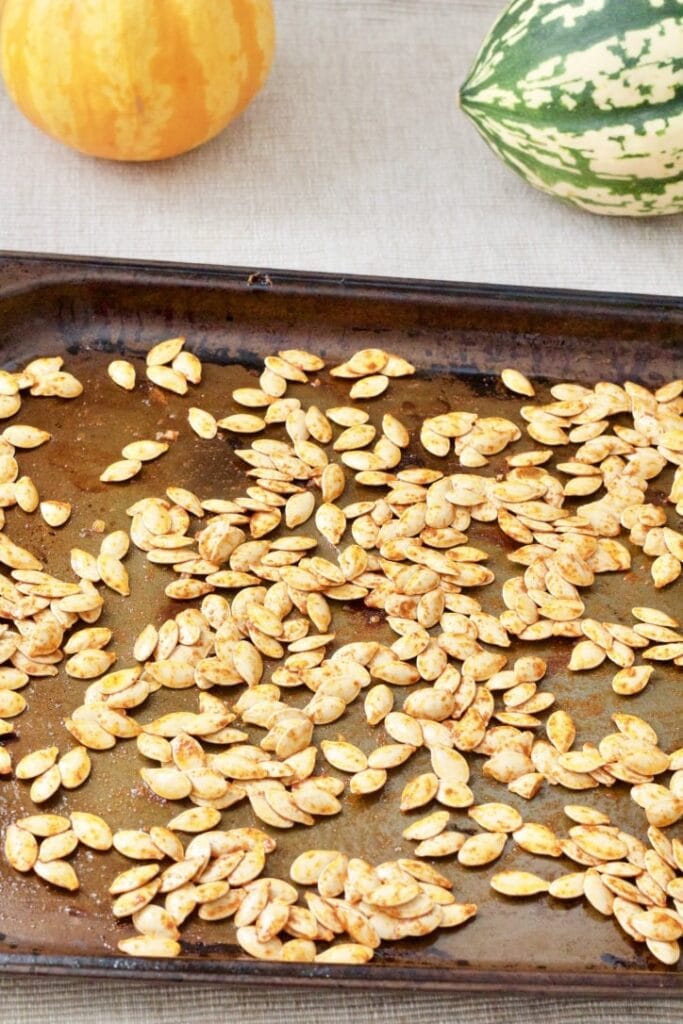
[0,2,680,1022]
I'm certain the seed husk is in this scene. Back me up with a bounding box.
[108,360,136,390]
[33,859,79,891]
[100,459,142,483]
[501,369,535,397]
[122,440,169,462]
[490,871,550,897]
[4,823,38,872]
[458,832,506,867]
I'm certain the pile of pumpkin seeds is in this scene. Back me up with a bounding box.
[1,342,682,967]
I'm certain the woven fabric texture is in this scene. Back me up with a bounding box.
[0,978,679,1024]
[0,1,680,1021]
[0,0,680,293]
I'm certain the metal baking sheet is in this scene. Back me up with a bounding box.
[0,252,680,995]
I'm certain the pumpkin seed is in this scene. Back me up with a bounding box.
[100,459,142,483]
[490,871,550,897]
[4,824,38,872]
[34,859,79,891]
[108,360,136,390]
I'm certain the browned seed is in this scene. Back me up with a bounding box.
[218,414,266,434]
[113,830,165,860]
[349,768,387,795]
[65,649,117,679]
[490,871,549,896]
[70,812,113,850]
[563,805,611,826]
[349,375,389,400]
[236,924,285,961]
[166,807,222,833]
[321,741,367,774]
[15,746,59,780]
[16,814,70,837]
[39,500,71,528]
[4,823,38,872]
[117,934,180,958]
[29,765,62,804]
[546,710,576,753]
[38,830,78,863]
[458,832,507,867]
[122,440,169,462]
[583,869,615,916]
[513,823,562,857]
[468,803,522,833]
[548,873,586,900]
[34,859,79,891]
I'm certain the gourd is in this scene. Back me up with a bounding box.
[460,0,683,217]
[0,0,275,162]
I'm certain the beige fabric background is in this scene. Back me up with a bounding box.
[0,0,681,292]
[0,1,680,1021]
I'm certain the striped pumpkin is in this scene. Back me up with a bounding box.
[460,0,683,217]
[0,0,275,162]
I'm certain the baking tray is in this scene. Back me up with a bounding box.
[0,251,680,996]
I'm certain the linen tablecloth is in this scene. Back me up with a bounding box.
[0,0,681,292]
[0,1,680,1021]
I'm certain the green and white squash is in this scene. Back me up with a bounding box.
[460,0,683,217]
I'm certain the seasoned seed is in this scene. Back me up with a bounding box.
[97,554,130,595]
[147,337,185,367]
[349,768,387,795]
[349,375,389,400]
[109,864,161,897]
[513,823,562,857]
[65,649,117,679]
[16,746,59,780]
[30,765,61,804]
[548,873,586,900]
[34,859,79,891]
[218,414,266,434]
[458,832,506,867]
[583,869,615,916]
[564,805,611,826]
[321,741,367,774]
[468,803,522,834]
[122,440,169,462]
[166,807,222,833]
[4,823,38,872]
[70,812,113,850]
[490,871,550,896]
[38,830,78,863]
[14,476,39,513]
[39,500,71,528]
[113,830,165,860]
[108,360,136,390]
[16,814,70,837]
[100,459,142,483]
[612,665,654,696]
[118,934,180,958]
[400,772,439,812]
[645,939,680,966]
[546,710,576,753]
[147,364,188,395]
